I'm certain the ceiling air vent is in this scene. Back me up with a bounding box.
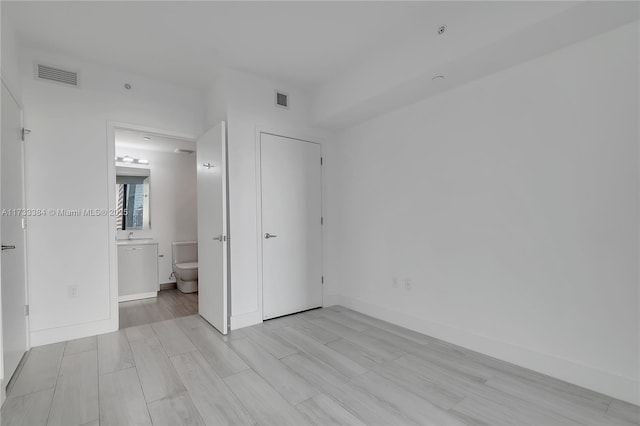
[174,148,195,154]
[275,90,289,109]
[35,63,79,87]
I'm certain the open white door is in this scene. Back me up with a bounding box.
[1,81,28,386]
[261,133,322,320]
[196,122,228,334]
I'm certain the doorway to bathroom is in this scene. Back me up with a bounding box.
[107,122,228,331]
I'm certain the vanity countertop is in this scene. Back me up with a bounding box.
[117,239,157,246]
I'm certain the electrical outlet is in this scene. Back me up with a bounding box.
[404,279,412,291]
[392,277,399,288]
[68,285,79,298]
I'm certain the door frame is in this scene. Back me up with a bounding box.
[254,127,325,323]
[0,76,29,402]
[106,121,197,329]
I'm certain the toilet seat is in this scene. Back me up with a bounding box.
[175,261,198,270]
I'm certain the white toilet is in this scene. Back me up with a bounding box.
[172,241,198,293]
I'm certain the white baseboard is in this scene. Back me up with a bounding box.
[230,310,262,330]
[330,294,640,406]
[30,317,117,347]
[118,291,157,302]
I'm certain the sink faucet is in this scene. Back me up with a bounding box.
[128,232,134,240]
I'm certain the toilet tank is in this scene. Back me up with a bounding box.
[172,241,198,265]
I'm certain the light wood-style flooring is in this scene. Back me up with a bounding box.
[2,306,639,425]
[119,288,198,329]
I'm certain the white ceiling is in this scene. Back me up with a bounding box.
[3,1,580,90]
[115,129,195,154]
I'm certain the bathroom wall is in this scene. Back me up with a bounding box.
[20,45,203,346]
[114,147,198,285]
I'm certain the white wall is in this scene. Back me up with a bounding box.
[324,22,639,404]
[205,69,331,328]
[114,147,197,284]
[1,10,22,100]
[20,46,203,346]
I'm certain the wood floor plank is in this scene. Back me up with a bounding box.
[119,289,198,329]
[151,319,197,357]
[451,388,579,426]
[180,325,249,377]
[174,314,211,331]
[327,339,462,410]
[262,315,300,330]
[486,372,618,424]
[119,301,148,329]
[9,343,64,398]
[310,316,403,360]
[0,388,54,426]
[124,324,156,342]
[229,337,318,405]
[129,337,186,403]
[337,308,433,345]
[242,325,299,359]
[290,318,341,344]
[223,369,310,426]
[147,392,205,426]
[607,400,640,425]
[170,351,256,425]
[316,310,371,332]
[97,330,134,375]
[325,338,388,369]
[48,350,99,426]
[360,324,427,353]
[391,353,489,398]
[281,353,408,425]
[63,336,97,356]
[99,367,151,426]
[296,393,365,426]
[278,326,368,378]
[350,370,465,425]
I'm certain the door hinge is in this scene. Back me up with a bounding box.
[320,157,323,166]
[321,276,324,284]
[25,305,29,316]
[321,217,323,226]
[21,128,31,141]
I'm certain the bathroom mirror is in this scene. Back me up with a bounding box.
[116,166,151,230]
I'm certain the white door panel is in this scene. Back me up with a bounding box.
[1,81,28,384]
[196,122,228,334]
[261,133,322,320]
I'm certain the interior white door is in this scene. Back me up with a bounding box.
[196,122,228,334]
[261,133,322,320]
[1,81,28,384]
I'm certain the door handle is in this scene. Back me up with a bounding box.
[264,233,277,239]
[1,245,16,251]
[213,235,225,242]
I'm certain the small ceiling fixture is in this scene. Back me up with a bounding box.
[143,136,151,140]
[174,148,195,154]
[437,25,447,35]
[124,83,132,90]
[432,75,445,81]
[116,155,149,165]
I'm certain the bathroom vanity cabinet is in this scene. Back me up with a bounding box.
[118,240,159,301]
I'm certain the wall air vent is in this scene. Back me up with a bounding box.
[275,90,289,109]
[174,148,195,154]
[35,63,79,87]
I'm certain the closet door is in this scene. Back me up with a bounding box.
[260,133,322,320]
